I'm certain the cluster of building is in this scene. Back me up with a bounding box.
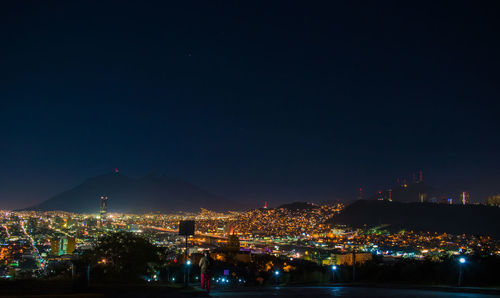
[1,196,499,280]
[231,203,343,237]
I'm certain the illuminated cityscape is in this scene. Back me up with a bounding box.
[2,1,500,297]
[1,198,499,282]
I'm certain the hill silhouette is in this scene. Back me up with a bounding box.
[23,172,246,213]
[332,200,500,238]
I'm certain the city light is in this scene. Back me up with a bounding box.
[1,203,499,289]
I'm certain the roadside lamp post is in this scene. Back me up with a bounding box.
[186,260,191,286]
[331,265,337,283]
[274,270,280,285]
[458,257,466,287]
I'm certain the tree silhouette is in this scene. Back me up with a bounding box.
[82,231,160,281]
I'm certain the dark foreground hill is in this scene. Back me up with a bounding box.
[332,200,500,238]
[24,172,246,213]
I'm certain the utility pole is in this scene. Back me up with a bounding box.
[178,220,194,288]
[331,265,337,283]
[185,234,188,286]
[458,257,466,287]
[352,249,356,282]
[458,262,463,287]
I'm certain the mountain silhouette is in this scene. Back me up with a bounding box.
[332,200,500,238]
[24,172,245,213]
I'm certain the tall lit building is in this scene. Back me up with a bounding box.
[100,196,108,226]
[66,237,76,254]
[50,237,76,255]
[461,192,470,205]
[419,193,427,203]
[50,238,60,255]
[226,234,240,253]
[487,194,500,206]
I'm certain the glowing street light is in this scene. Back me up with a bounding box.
[331,265,338,282]
[186,259,192,285]
[458,257,466,287]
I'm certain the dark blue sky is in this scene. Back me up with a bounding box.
[1,1,499,209]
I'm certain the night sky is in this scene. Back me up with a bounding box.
[1,1,499,209]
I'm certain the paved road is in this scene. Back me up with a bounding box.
[207,286,500,297]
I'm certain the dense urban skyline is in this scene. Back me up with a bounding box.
[1,1,500,209]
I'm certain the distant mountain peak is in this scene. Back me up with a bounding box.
[23,172,248,213]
